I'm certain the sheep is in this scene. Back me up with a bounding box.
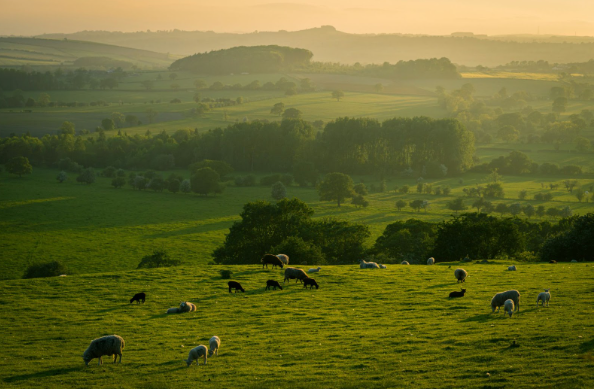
[491,290,521,313]
[379,264,387,269]
[228,281,245,293]
[401,261,410,265]
[454,268,468,283]
[129,292,145,304]
[186,345,208,366]
[284,267,309,283]
[276,254,289,266]
[571,259,578,263]
[179,301,196,312]
[449,289,466,298]
[303,278,319,289]
[504,299,515,317]
[427,257,435,265]
[82,335,125,366]
[359,259,380,269]
[266,280,283,290]
[261,254,284,269]
[167,307,181,314]
[536,289,551,307]
[549,260,557,264]
[508,265,517,271]
[208,336,220,357]
[308,267,321,273]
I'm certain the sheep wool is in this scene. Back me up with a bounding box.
[504,299,515,317]
[180,302,196,313]
[379,264,387,269]
[359,260,380,269]
[454,268,468,283]
[508,265,517,271]
[284,267,309,283]
[167,307,181,314]
[536,289,551,307]
[308,267,321,273]
[83,335,125,366]
[276,254,289,266]
[491,290,521,313]
[427,257,435,265]
[208,336,221,357]
[401,261,410,265]
[186,345,208,366]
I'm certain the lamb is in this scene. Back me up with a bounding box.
[536,289,551,307]
[82,335,125,366]
[284,267,309,283]
[401,261,410,265]
[308,267,321,273]
[508,265,517,271]
[303,278,319,289]
[179,301,196,312]
[261,254,284,269]
[359,259,380,269]
[208,336,220,357]
[454,268,468,283]
[186,345,208,366]
[491,290,521,313]
[379,264,387,269]
[427,257,435,265]
[228,281,245,293]
[266,280,283,290]
[166,307,181,314]
[449,289,466,298]
[504,299,515,317]
[276,254,289,266]
[129,292,145,304]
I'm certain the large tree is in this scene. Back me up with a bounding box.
[6,156,32,177]
[318,172,354,207]
[190,167,223,196]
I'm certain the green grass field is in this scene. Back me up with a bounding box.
[0,263,592,388]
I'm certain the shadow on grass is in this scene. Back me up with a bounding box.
[426,283,454,289]
[580,338,594,353]
[460,313,499,323]
[4,367,79,383]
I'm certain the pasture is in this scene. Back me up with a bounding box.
[0,263,592,388]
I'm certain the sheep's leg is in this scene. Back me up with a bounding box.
[113,354,117,363]
[203,355,207,365]
[98,357,102,366]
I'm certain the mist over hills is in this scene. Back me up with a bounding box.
[37,26,594,67]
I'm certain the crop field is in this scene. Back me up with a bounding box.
[0,263,592,388]
[2,168,594,280]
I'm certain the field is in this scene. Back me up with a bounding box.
[0,263,593,388]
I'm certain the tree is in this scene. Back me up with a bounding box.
[374,219,437,261]
[101,118,115,131]
[23,260,68,279]
[194,79,207,89]
[271,181,287,200]
[472,197,489,213]
[399,185,410,194]
[146,108,158,124]
[168,178,181,194]
[111,112,125,128]
[447,198,467,214]
[125,115,140,126]
[395,199,407,211]
[509,203,522,216]
[6,156,32,177]
[523,204,535,219]
[332,90,344,101]
[575,137,591,152]
[171,83,180,90]
[60,121,75,135]
[56,171,67,183]
[137,249,180,269]
[351,194,369,208]
[497,125,519,143]
[560,206,573,218]
[38,93,51,106]
[292,161,318,187]
[282,108,302,119]
[141,80,154,91]
[353,183,368,195]
[484,183,505,198]
[270,102,285,116]
[552,97,567,113]
[563,179,579,192]
[191,167,223,196]
[495,203,508,216]
[518,190,527,200]
[373,83,384,93]
[409,199,424,212]
[180,179,191,193]
[546,207,560,218]
[576,188,585,202]
[76,168,96,184]
[111,177,126,188]
[318,172,354,207]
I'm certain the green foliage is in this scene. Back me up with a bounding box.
[292,161,318,187]
[541,213,594,262]
[270,236,325,266]
[351,194,369,208]
[374,219,437,262]
[270,102,285,116]
[111,176,126,188]
[190,167,223,196]
[353,183,368,195]
[23,260,68,279]
[136,249,181,269]
[483,183,505,198]
[235,175,256,187]
[101,166,117,178]
[219,269,233,279]
[101,118,115,131]
[331,90,344,101]
[56,171,67,183]
[180,179,191,193]
[409,199,424,212]
[189,160,233,178]
[76,168,96,184]
[167,178,180,194]
[318,172,354,207]
[282,107,303,119]
[6,156,32,177]
[271,181,287,200]
[395,199,407,211]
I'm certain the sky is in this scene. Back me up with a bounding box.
[1,0,593,36]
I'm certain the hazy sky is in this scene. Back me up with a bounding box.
[1,0,593,36]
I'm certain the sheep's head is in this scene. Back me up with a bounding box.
[544,289,549,292]
[82,351,92,366]
[461,289,466,293]
[186,358,192,367]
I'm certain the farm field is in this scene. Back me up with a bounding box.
[1,168,594,280]
[0,263,592,388]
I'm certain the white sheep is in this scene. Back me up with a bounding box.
[571,260,577,263]
[308,267,321,273]
[401,261,410,265]
[504,299,515,317]
[491,290,521,313]
[186,345,208,366]
[427,257,435,265]
[167,307,181,314]
[83,335,125,366]
[208,336,220,357]
[359,260,380,269]
[379,264,387,269]
[454,268,468,283]
[180,301,197,312]
[284,267,309,283]
[536,289,551,307]
[276,254,289,266]
[508,265,517,271]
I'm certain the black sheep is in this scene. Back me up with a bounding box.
[228,281,245,293]
[265,280,283,290]
[130,292,146,304]
[303,278,319,289]
[261,254,284,269]
[449,289,466,298]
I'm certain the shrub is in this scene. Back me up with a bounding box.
[270,236,325,266]
[220,269,233,279]
[111,177,126,188]
[56,171,67,183]
[353,183,368,195]
[260,174,281,186]
[189,160,233,178]
[279,174,293,187]
[351,194,369,208]
[399,185,410,194]
[76,168,96,184]
[137,250,181,269]
[442,186,451,195]
[23,261,68,279]
[271,181,287,200]
[180,179,191,193]
[101,166,117,178]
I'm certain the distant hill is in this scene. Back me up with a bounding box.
[37,26,594,67]
[0,37,175,68]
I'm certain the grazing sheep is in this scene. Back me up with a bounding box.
[462,255,472,262]
[571,259,578,263]
[504,299,515,317]
[266,280,283,290]
[379,264,387,269]
[454,268,468,283]
[228,281,245,293]
[549,260,557,264]
[186,345,208,366]
[427,257,435,265]
[508,265,517,271]
[308,267,321,273]
[536,289,551,307]
[167,307,181,314]
[276,254,289,266]
[83,335,125,366]
[261,254,284,269]
[491,290,521,313]
[449,289,466,298]
[180,301,196,312]
[284,267,309,283]
[303,278,319,289]
[129,292,145,304]
[208,336,220,357]
[359,259,380,269]
[401,261,410,265]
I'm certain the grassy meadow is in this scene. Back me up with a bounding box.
[0,263,592,388]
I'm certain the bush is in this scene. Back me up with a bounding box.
[351,194,369,208]
[137,250,181,269]
[220,269,233,279]
[76,168,96,184]
[279,174,293,187]
[23,261,68,279]
[271,181,287,200]
[56,171,67,183]
[101,166,117,177]
[260,174,281,186]
[353,183,368,195]
[189,160,233,178]
[235,175,256,187]
[180,179,191,193]
[111,177,126,188]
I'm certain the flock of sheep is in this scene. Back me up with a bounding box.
[82,253,553,367]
